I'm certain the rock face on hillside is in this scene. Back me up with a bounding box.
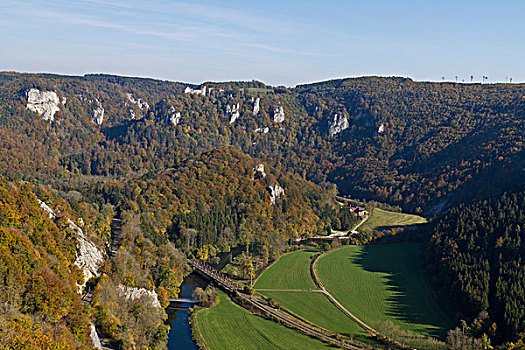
[37,199,103,287]
[92,99,104,125]
[227,103,240,124]
[329,113,349,137]
[253,163,266,179]
[254,127,269,134]
[269,184,285,205]
[378,123,385,133]
[273,106,285,123]
[117,285,161,308]
[68,219,103,285]
[166,106,181,126]
[126,93,149,110]
[253,97,260,115]
[26,88,60,122]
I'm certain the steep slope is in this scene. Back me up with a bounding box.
[425,190,525,343]
[0,178,98,348]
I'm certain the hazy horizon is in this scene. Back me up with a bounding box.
[1,0,524,86]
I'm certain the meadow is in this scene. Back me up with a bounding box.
[359,208,427,232]
[317,243,452,339]
[253,249,318,290]
[260,290,372,343]
[195,291,335,350]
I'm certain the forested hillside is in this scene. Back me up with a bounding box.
[0,178,94,348]
[0,72,523,213]
[425,190,525,343]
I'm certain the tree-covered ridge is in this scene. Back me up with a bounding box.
[0,72,523,213]
[425,190,525,342]
[125,147,339,254]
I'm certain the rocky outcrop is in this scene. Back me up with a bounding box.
[253,163,266,179]
[166,106,181,126]
[184,86,207,96]
[378,123,385,133]
[26,88,61,122]
[89,323,102,349]
[254,127,269,134]
[126,93,149,110]
[37,199,56,219]
[92,99,104,125]
[273,106,285,123]
[253,97,260,115]
[68,219,103,285]
[117,285,162,308]
[269,184,285,205]
[227,103,240,124]
[129,109,136,120]
[329,113,349,137]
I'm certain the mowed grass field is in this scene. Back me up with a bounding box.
[195,291,334,350]
[260,290,371,343]
[359,208,427,232]
[317,243,452,338]
[254,249,318,290]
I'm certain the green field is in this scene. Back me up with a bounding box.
[317,243,452,338]
[195,291,334,349]
[254,249,318,290]
[359,208,427,232]
[260,290,371,343]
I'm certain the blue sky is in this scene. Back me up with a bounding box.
[1,0,523,86]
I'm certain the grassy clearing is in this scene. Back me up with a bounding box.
[195,290,334,350]
[260,290,372,343]
[254,249,318,290]
[359,208,427,232]
[317,243,452,339]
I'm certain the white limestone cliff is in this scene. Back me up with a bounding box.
[273,106,285,123]
[129,109,136,120]
[184,86,207,96]
[126,93,149,110]
[227,103,240,124]
[254,127,269,134]
[166,106,180,126]
[329,113,349,137]
[26,88,61,122]
[269,184,285,205]
[253,163,266,179]
[92,99,104,125]
[253,97,260,115]
[37,199,56,219]
[68,219,103,285]
[117,285,162,308]
[378,123,385,133]
[89,323,102,349]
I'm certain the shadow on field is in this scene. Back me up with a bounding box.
[351,243,449,339]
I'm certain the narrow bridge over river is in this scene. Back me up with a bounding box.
[168,298,198,303]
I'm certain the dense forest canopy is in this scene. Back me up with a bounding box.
[426,190,525,343]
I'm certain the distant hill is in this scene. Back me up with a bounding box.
[0,72,523,213]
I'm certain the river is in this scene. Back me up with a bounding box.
[166,273,209,350]
[166,250,238,349]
